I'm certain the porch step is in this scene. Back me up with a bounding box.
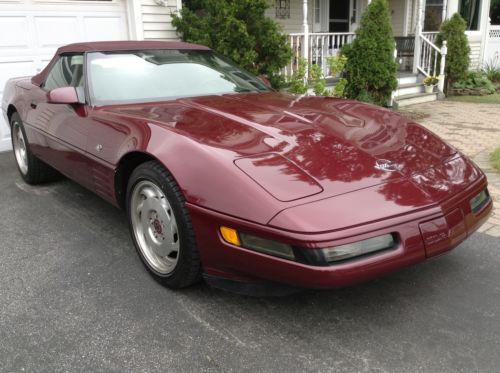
[396,73,420,85]
[396,82,425,96]
[393,92,438,108]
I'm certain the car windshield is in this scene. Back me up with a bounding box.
[87,49,271,105]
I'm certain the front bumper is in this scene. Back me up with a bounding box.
[188,176,492,289]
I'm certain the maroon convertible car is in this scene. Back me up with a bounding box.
[2,41,493,292]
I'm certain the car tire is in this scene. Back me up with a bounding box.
[126,161,201,289]
[10,112,59,184]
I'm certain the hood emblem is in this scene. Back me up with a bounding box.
[374,159,401,172]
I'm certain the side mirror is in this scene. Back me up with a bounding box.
[47,87,81,104]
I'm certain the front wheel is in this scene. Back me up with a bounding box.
[126,161,201,289]
[10,112,59,184]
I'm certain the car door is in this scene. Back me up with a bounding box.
[25,54,90,187]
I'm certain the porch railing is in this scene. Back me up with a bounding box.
[286,32,355,78]
[421,31,439,44]
[414,32,447,92]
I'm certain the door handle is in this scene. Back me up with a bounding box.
[30,102,37,109]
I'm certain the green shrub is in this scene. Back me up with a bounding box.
[491,147,500,172]
[452,71,496,94]
[327,55,347,76]
[436,14,470,91]
[172,0,292,88]
[310,64,330,96]
[341,0,397,106]
[310,55,349,97]
[288,58,308,94]
[482,57,500,83]
[287,55,349,97]
[327,55,348,98]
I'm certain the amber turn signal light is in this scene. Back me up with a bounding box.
[220,226,241,246]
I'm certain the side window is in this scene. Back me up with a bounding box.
[43,54,84,91]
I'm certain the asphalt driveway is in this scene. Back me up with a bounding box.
[0,151,499,372]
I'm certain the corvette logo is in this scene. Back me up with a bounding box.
[374,159,401,172]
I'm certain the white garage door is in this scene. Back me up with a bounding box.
[0,0,130,152]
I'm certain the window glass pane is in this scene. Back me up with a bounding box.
[424,7,443,30]
[424,0,443,31]
[44,54,84,91]
[491,0,500,25]
[88,50,270,105]
[460,0,481,30]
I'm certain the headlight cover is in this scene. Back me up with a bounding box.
[321,234,395,263]
[240,232,295,260]
[219,226,295,260]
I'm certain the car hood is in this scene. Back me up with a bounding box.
[106,92,483,209]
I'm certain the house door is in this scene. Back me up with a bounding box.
[329,0,350,32]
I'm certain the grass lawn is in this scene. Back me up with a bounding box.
[447,93,500,104]
[491,148,500,172]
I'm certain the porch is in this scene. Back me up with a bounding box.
[268,0,498,104]
[271,0,448,91]
[284,30,441,78]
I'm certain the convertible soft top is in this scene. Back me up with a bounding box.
[56,40,210,53]
[32,40,210,86]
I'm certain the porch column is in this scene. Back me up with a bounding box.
[442,0,448,22]
[412,0,424,73]
[438,41,447,92]
[302,0,309,60]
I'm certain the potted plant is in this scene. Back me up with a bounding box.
[423,76,439,93]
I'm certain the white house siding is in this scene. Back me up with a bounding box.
[141,0,179,40]
[468,39,482,68]
[265,0,314,34]
[389,0,406,35]
[407,0,416,33]
[268,0,410,35]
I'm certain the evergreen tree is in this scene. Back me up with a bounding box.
[436,13,470,92]
[342,0,397,105]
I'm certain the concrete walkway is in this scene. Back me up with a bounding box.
[398,100,500,237]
